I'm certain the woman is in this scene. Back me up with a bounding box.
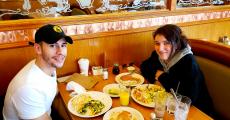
[140,24,215,117]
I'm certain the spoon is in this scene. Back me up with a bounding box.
[170,88,179,104]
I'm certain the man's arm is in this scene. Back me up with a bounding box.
[14,87,52,120]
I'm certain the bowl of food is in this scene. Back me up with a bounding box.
[127,66,135,73]
[103,84,127,97]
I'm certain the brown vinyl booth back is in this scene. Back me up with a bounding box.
[190,39,230,120]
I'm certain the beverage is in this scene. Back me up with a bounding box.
[166,93,182,114]
[174,96,191,120]
[167,103,176,114]
[119,90,129,106]
[155,92,167,118]
[155,105,165,118]
[175,103,189,120]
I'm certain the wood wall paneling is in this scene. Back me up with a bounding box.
[0,46,35,95]
[180,19,230,41]
[56,30,154,77]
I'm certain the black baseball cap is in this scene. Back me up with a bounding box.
[32,24,73,45]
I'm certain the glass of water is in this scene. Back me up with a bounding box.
[174,96,191,120]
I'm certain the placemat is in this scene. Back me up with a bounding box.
[65,73,99,90]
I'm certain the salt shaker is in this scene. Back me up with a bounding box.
[103,68,108,80]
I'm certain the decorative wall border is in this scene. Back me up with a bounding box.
[0,10,229,44]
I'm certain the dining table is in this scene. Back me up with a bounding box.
[57,66,213,120]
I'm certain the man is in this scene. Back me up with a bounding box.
[3,24,73,120]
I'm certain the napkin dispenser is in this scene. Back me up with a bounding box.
[92,66,103,75]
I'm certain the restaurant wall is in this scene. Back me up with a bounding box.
[0,18,229,96]
[182,19,230,41]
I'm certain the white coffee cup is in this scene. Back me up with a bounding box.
[78,58,89,76]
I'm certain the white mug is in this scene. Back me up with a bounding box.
[78,58,89,76]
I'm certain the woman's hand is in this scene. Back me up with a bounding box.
[155,70,164,81]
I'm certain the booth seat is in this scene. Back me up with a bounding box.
[190,39,230,120]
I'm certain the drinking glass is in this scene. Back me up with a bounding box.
[78,58,89,76]
[174,96,191,120]
[166,93,182,114]
[119,88,129,106]
[155,92,167,118]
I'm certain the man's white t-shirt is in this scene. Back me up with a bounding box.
[3,59,57,120]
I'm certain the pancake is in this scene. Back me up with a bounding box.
[120,75,140,82]
[117,111,132,120]
[110,110,137,120]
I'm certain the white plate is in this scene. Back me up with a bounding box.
[131,84,165,108]
[115,72,144,86]
[103,106,144,120]
[68,91,112,118]
[103,84,127,97]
